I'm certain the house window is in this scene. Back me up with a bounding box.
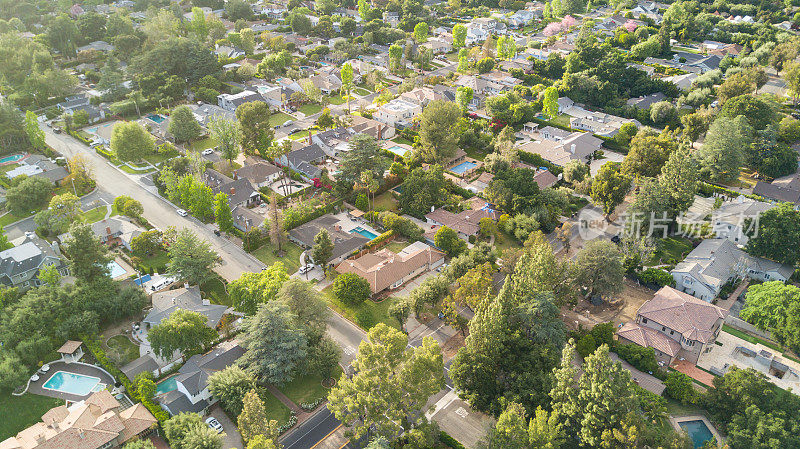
[662,326,666,332]
[670,330,674,335]
[642,318,648,324]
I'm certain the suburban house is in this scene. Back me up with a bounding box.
[0,235,69,290]
[421,37,453,54]
[425,198,500,241]
[204,169,261,208]
[159,341,245,415]
[616,286,727,365]
[349,115,395,140]
[232,205,265,233]
[217,90,265,113]
[711,198,774,246]
[336,241,445,294]
[374,99,422,129]
[76,40,114,52]
[234,162,282,189]
[288,215,370,265]
[85,217,143,251]
[6,155,70,185]
[56,94,106,124]
[310,127,358,158]
[278,144,326,179]
[752,174,800,205]
[0,390,157,449]
[517,131,602,166]
[671,239,795,302]
[626,92,667,109]
[143,286,228,330]
[190,103,237,127]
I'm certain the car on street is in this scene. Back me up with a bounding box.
[205,417,223,434]
[298,264,314,274]
[282,120,294,127]
[176,209,188,217]
[202,148,214,155]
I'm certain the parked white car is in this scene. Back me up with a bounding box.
[205,417,223,434]
[176,209,188,217]
[202,148,214,155]
[298,264,315,274]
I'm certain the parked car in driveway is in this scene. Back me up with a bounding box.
[298,263,314,274]
[205,417,223,434]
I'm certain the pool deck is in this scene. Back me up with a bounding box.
[669,415,724,446]
[28,360,117,402]
[0,153,28,166]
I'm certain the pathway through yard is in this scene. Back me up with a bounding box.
[266,385,314,425]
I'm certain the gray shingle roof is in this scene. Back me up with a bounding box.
[144,286,227,328]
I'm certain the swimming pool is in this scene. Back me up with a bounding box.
[107,261,126,278]
[156,376,178,395]
[386,145,410,158]
[0,154,24,164]
[147,114,166,123]
[43,371,104,396]
[450,161,477,174]
[350,226,378,239]
[679,420,715,449]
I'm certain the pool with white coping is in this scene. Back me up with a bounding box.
[42,371,106,396]
[107,260,127,279]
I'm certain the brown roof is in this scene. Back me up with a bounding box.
[336,241,445,293]
[425,201,498,236]
[57,341,83,354]
[533,169,558,188]
[0,391,156,449]
[617,322,682,357]
[637,286,727,344]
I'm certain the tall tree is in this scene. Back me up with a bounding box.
[542,86,559,119]
[63,222,113,282]
[213,193,234,234]
[24,110,46,151]
[340,62,354,113]
[745,202,800,265]
[275,278,329,342]
[413,22,429,43]
[111,121,154,161]
[455,86,473,112]
[311,229,334,273]
[236,101,273,157]
[237,301,308,385]
[164,413,222,449]
[238,389,279,444]
[335,134,388,189]
[418,100,461,163]
[169,105,203,143]
[327,323,444,440]
[5,176,52,214]
[229,264,289,315]
[573,239,624,298]
[590,162,631,217]
[621,128,677,178]
[166,228,219,285]
[453,24,467,48]
[148,309,217,360]
[267,194,285,252]
[697,115,752,182]
[208,117,241,165]
[208,366,254,417]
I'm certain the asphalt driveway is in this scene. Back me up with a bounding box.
[208,404,243,449]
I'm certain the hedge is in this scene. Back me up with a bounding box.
[283,198,343,230]
[440,432,466,449]
[365,229,395,249]
[68,129,93,146]
[82,335,171,425]
[96,146,115,160]
[698,181,767,202]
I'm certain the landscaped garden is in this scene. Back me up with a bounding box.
[279,366,343,406]
[646,237,694,266]
[257,388,293,425]
[268,112,295,128]
[252,242,303,274]
[297,104,322,116]
[105,334,140,366]
[322,285,400,331]
[200,275,230,306]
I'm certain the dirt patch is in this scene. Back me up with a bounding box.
[442,332,467,359]
[563,278,654,331]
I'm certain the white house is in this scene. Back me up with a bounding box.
[711,197,774,247]
[374,99,422,129]
[217,90,265,112]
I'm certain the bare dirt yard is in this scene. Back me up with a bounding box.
[562,278,654,331]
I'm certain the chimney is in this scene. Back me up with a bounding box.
[570,144,576,154]
[431,206,435,213]
[308,130,312,145]
[230,187,236,195]
[106,227,111,236]
[378,124,384,140]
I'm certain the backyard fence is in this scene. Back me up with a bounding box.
[725,315,774,342]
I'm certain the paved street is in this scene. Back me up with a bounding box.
[280,408,345,449]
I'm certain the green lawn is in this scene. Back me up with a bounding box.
[322,285,400,331]
[144,150,178,166]
[0,210,34,228]
[646,237,694,266]
[372,191,399,212]
[105,334,140,366]
[0,393,63,441]
[80,204,119,224]
[268,112,295,128]
[665,397,705,417]
[257,388,293,425]
[200,275,230,306]
[549,114,573,128]
[391,137,414,146]
[190,137,218,152]
[298,104,322,116]
[327,94,345,105]
[279,366,343,406]
[353,87,371,96]
[131,248,170,274]
[118,164,155,175]
[384,241,408,254]
[252,241,304,273]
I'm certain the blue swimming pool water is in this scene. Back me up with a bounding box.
[0,154,24,164]
[679,420,715,449]
[450,161,477,174]
[107,261,126,278]
[148,114,166,123]
[350,226,378,240]
[386,145,410,158]
[43,371,102,396]
[156,376,177,395]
